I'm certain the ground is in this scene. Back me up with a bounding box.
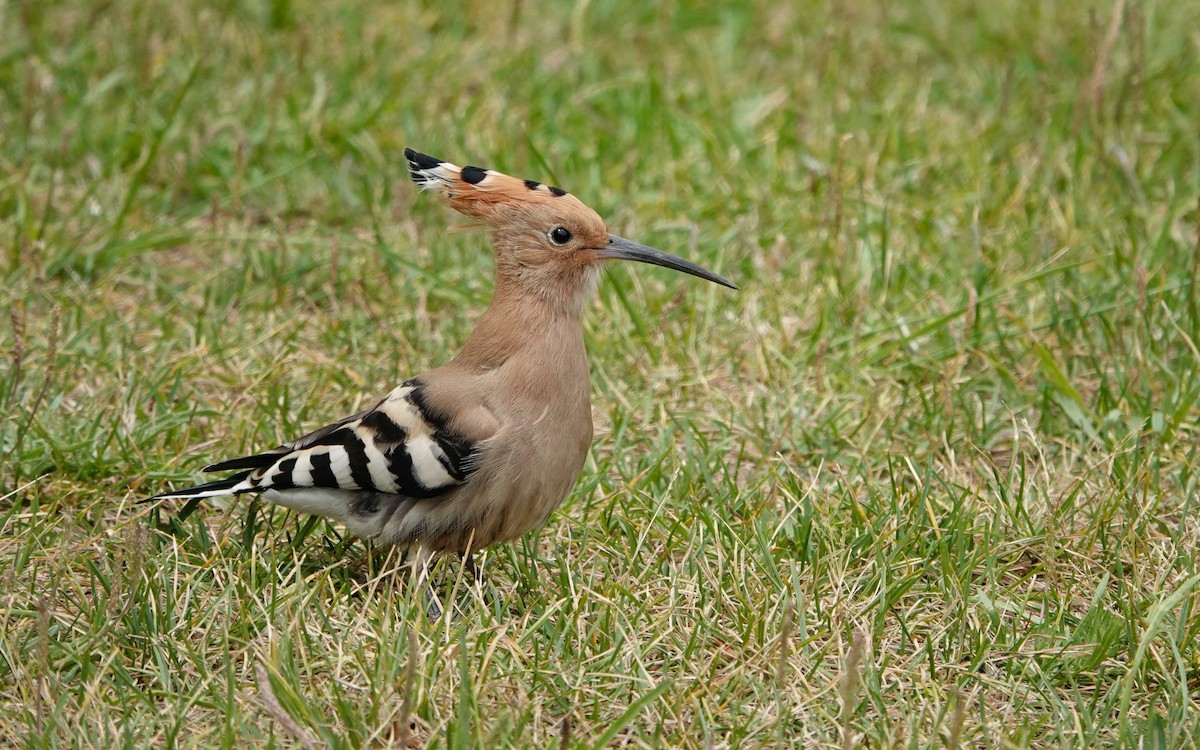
[2,0,1199,747]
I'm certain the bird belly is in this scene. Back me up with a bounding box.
[261,486,411,536]
[262,486,356,520]
[373,416,590,553]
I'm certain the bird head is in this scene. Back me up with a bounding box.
[404,148,736,309]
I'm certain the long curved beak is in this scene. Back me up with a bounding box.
[595,235,738,290]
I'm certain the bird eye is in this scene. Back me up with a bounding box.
[549,227,572,245]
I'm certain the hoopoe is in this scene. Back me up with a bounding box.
[151,148,736,591]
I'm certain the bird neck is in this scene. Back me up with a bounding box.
[452,272,587,371]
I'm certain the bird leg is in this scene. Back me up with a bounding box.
[411,544,442,620]
[462,551,484,587]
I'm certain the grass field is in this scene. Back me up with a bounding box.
[3,0,1200,746]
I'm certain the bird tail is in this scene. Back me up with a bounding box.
[143,471,257,503]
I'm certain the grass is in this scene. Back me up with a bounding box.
[2,0,1199,746]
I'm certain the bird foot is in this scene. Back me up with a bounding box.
[423,587,444,620]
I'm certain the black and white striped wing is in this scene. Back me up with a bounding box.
[152,380,485,501]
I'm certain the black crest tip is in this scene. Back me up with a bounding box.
[404,148,443,172]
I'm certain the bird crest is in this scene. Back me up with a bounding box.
[404,147,590,224]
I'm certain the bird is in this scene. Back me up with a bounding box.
[150,147,737,600]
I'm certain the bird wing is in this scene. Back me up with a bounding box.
[152,379,495,501]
